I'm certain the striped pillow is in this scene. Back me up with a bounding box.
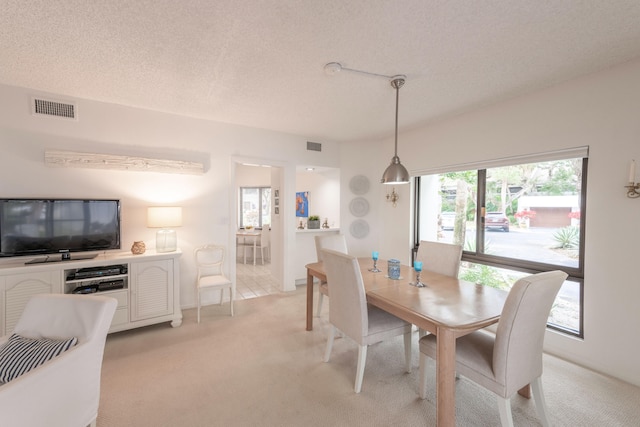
[0,333,78,383]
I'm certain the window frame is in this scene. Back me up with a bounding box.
[239,186,271,229]
[413,155,587,338]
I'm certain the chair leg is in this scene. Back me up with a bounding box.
[354,344,368,393]
[323,325,336,362]
[497,396,515,427]
[229,286,234,317]
[403,330,412,373]
[531,377,551,427]
[197,291,201,324]
[219,288,224,305]
[419,352,428,399]
[316,292,324,317]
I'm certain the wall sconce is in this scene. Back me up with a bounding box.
[626,159,639,198]
[147,207,183,252]
[386,187,399,207]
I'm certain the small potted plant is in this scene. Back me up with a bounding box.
[307,215,321,229]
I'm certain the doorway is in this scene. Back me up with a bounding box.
[233,162,282,300]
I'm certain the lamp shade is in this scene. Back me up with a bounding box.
[381,156,410,184]
[147,207,183,228]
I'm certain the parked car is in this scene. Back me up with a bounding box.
[440,212,456,230]
[485,212,510,232]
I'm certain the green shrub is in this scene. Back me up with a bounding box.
[459,263,510,290]
[553,226,580,249]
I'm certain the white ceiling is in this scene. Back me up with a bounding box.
[2,1,640,143]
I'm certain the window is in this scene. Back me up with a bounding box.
[239,187,271,228]
[414,148,587,337]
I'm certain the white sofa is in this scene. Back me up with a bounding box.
[0,294,117,427]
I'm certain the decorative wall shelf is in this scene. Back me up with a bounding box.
[44,150,204,175]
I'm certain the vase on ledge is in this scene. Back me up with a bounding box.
[131,241,146,255]
[307,220,320,229]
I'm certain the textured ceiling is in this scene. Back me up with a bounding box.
[2,1,640,143]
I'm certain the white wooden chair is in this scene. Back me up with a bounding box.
[254,227,270,264]
[195,245,234,321]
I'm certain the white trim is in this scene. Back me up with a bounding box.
[411,146,589,176]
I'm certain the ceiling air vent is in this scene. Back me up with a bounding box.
[32,97,77,120]
[307,141,321,152]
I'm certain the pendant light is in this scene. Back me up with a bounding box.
[381,76,410,185]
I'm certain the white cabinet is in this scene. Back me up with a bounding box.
[0,250,181,334]
[1,271,62,335]
[130,259,173,322]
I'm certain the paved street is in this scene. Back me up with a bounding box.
[442,226,578,268]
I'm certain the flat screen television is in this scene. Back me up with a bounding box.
[0,199,121,263]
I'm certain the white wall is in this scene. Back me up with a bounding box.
[340,59,640,387]
[295,168,341,228]
[0,83,340,304]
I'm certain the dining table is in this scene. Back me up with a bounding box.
[236,229,261,265]
[305,257,508,427]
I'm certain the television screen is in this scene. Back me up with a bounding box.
[0,199,121,259]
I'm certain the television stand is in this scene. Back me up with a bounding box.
[24,253,98,265]
[2,250,182,335]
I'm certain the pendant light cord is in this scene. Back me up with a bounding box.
[391,77,405,158]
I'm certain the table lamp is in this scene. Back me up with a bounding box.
[147,206,182,252]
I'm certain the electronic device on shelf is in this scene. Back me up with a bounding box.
[67,265,127,281]
[71,279,125,294]
[72,284,99,294]
[0,198,121,263]
[97,279,125,292]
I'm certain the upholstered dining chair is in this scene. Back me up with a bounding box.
[195,244,234,321]
[418,270,568,427]
[314,233,348,316]
[415,240,464,336]
[321,249,412,393]
[415,240,463,278]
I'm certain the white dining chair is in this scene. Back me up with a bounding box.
[322,249,412,393]
[418,270,568,427]
[415,240,463,278]
[254,227,270,265]
[195,244,234,322]
[415,240,463,337]
[314,234,348,316]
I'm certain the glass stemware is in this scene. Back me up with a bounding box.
[369,251,381,272]
[411,261,425,287]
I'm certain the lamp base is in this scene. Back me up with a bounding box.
[156,229,177,253]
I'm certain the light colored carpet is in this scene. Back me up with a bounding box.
[98,286,640,426]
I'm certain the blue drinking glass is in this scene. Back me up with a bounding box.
[412,261,425,287]
[369,251,381,272]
